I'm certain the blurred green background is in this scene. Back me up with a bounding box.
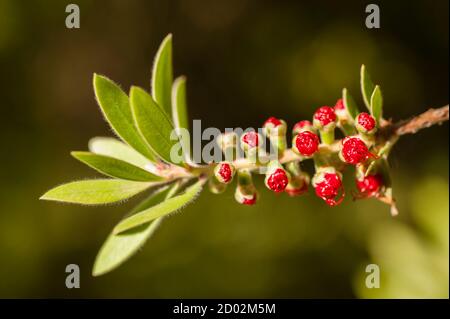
[0,0,448,298]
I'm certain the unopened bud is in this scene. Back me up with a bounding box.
[313,106,336,144]
[292,120,314,135]
[312,167,345,206]
[217,132,238,161]
[235,169,258,205]
[285,162,309,197]
[334,99,356,135]
[240,131,263,163]
[339,136,376,165]
[355,112,377,134]
[264,160,289,193]
[209,176,227,194]
[292,131,320,157]
[356,174,383,198]
[213,162,235,184]
[263,117,287,155]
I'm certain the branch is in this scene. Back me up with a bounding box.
[383,105,449,136]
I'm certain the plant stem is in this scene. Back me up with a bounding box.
[381,105,449,137]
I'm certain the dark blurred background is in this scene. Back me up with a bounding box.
[0,0,448,298]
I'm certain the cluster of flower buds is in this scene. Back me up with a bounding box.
[209,96,395,213]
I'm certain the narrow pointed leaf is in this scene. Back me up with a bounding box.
[151,34,173,115]
[71,152,163,182]
[92,184,178,276]
[360,64,375,110]
[370,85,383,124]
[172,76,189,131]
[342,88,359,120]
[88,137,150,169]
[40,179,153,205]
[93,74,155,161]
[113,179,204,234]
[130,86,179,164]
[172,76,191,163]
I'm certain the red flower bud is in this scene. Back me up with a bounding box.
[264,116,282,127]
[334,98,349,121]
[265,168,289,193]
[214,162,235,184]
[235,169,258,205]
[293,120,314,134]
[294,131,319,157]
[217,132,237,149]
[334,98,345,111]
[208,177,227,194]
[285,173,309,197]
[263,117,287,137]
[356,174,383,197]
[235,186,258,205]
[313,106,336,128]
[240,131,260,149]
[313,170,345,206]
[285,182,308,197]
[243,194,257,205]
[340,136,374,165]
[356,112,376,133]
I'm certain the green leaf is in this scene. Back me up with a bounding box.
[171,76,189,131]
[151,34,173,116]
[342,88,359,120]
[93,74,156,161]
[88,137,150,169]
[92,183,178,276]
[71,151,163,182]
[40,179,153,205]
[130,86,179,164]
[360,64,375,110]
[113,179,204,234]
[370,85,383,124]
[172,76,191,163]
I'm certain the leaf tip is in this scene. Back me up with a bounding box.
[163,33,173,43]
[129,85,139,94]
[174,75,187,86]
[112,225,124,236]
[92,72,101,85]
[91,263,106,277]
[39,190,52,201]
